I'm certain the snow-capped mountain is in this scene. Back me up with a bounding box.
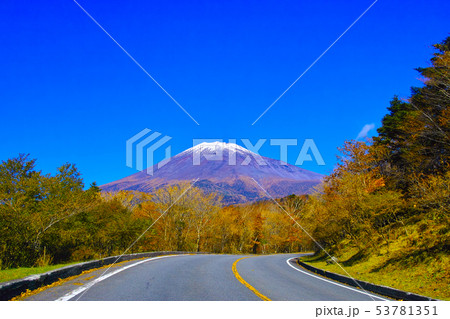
[101,142,323,204]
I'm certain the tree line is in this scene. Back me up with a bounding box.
[298,36,449,260]
[0,158,308,269]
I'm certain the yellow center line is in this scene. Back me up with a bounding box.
[232,257,271,301]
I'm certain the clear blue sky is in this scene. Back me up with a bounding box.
[1,0,449,186]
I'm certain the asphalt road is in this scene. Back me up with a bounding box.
[25,254,388,301]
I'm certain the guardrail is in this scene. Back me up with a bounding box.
[296,259,437,301]
[0,251,195,301]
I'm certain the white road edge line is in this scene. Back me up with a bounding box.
[286,258,389,301]
[56,255,185,301]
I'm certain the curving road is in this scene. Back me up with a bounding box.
[24,254,389,301]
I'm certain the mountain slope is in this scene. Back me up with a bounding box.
[101,142,323,204]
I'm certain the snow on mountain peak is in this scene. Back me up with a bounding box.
[181,141,256,156]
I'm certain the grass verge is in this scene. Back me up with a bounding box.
[0,262,79,283]
[300,245,449,301]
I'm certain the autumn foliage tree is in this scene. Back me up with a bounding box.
[0,155,97,267]
[301,36,449,259]
[375,37,450,187]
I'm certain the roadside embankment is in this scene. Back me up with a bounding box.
[297,258,438,301]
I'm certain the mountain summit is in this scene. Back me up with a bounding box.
[101,142,323,204]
